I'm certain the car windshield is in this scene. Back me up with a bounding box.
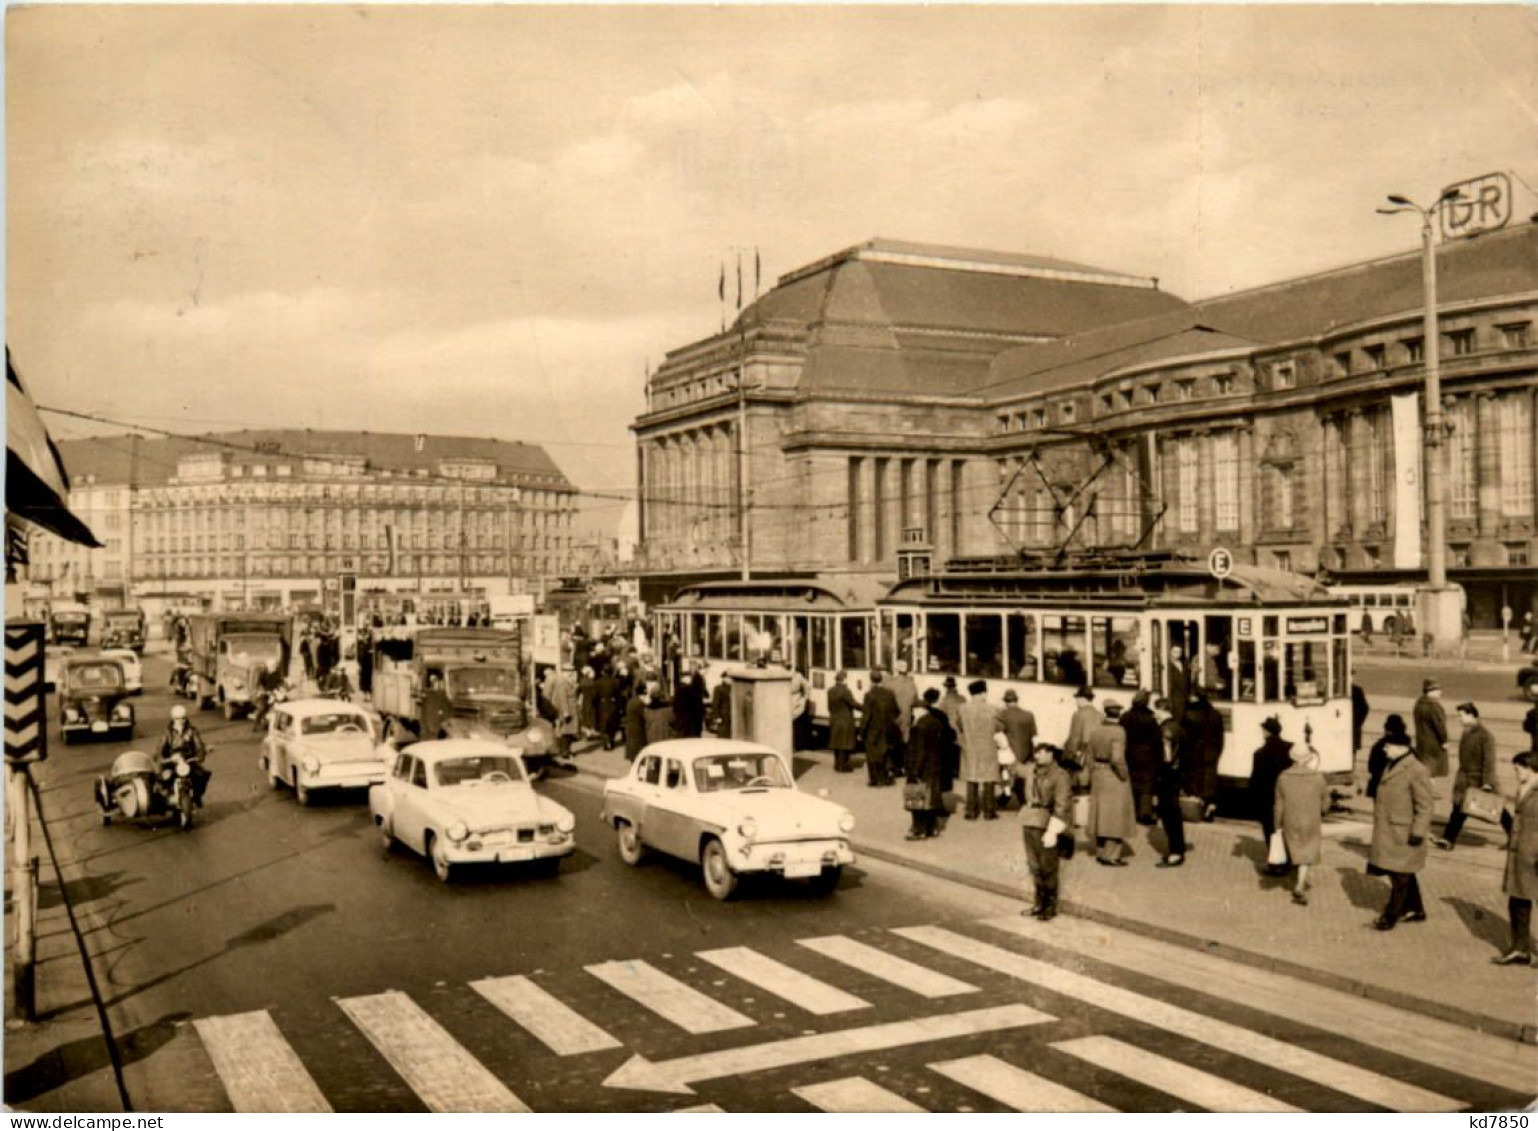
[227,636,283,665]
[56,614,87,625]
[68,664,123,691]
[693,752,793,793]
[448,667,517,696]
[433,755,526,788]
[301,712,369,737]
[106,615,139,627]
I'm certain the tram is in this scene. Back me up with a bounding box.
[878,555,1356,787]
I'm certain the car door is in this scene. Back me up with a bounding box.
[626,754,664,853]
[645,757,698,860]
[394,755,432,853]
[266,710,292,780]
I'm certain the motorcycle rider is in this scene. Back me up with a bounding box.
[160,705,211,806]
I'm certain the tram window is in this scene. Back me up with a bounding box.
[707,614,724,661]
[1260,641,1282,701]
[688,614,706,656]
[1007,613,1039,681]
[965,614,1003,678]
[1263,616,1279,637]
[792,616,811,676]
[925,613,962,675]
[1334,614,1348,635]
[1332,637,1348,699]
[1041,615,1087,686]
[840,617,869,670]
[1091,617,1139,689]
[1286,642,1322,701]
[725,615,744,661]
[764,616,786,664]
[1237,639,1258,701]
[810,616,831,670]
[892,613,918,673]
[1201,616,1233,700]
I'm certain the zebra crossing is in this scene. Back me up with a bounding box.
[185,917,1525,1113]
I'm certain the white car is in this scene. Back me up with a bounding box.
[601,738,856,900]
[100,648,143,695]
[370,739,576,883]
[262,698,390,805]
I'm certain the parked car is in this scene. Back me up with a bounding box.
[601,738,856,900]
[100,648,144,695]
[370,739,576,882]
[261,698,389,805]
[58,657,135,744]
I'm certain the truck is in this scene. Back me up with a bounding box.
[101,608,148,653]
[187,613,293,719]
[370,625,558,776]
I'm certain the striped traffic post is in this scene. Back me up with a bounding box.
[5,621,47,1021]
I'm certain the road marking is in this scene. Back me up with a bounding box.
[895,926,1465,1113]
[697,947,870,1015]
[603,1003,1054,1095]
[193,1011,332,1113]
[336,991,530,1113]
[1053,1036,1300,1112]
[929,1055,1114,1112]
[983,913,1534,1096]
[471,974,623,1056]
[795,935,978,998]
[674,1104,727,1113]
[586,959,756,1034]
[792,1076,927,1112]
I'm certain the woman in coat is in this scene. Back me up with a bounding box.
[827,670,860,774]
[903,690,951,840]
[1495,752,1538,965]
[1250,716,1294,875]
[1086,702,1135,865]
[957,681,1003,820]
[1274,740,1330,905]
[623,686,648,762]
[1120,690,1163,825]
[1366,714,1415,799]
[1368,741,1436,929]
[1181,690,1225,821]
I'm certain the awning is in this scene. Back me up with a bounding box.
[6,349,101,547]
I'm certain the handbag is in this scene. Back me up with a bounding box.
[1267,830,1289,867]
[1461,789,1506,824]
[903,781,929,812]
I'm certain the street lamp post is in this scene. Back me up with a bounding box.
[1377,187,1464,653]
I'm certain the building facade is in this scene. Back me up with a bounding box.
[632,225,1538,627]
[20,429,579,619]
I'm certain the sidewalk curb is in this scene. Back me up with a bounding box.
[561,757,1536,1048]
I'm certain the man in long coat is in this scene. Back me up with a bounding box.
[1413,680,1449,778]
[1250,716,1294,874]
[827,670,860,773]
[1369,741,1435,929]
[937,677,967,790]
[673,662,707,739]
[1434,701,1507,850]
[1086,701,1134,864]
[1182,689,1225,821]
[957,680,1002,820]
[859,670,901,787]
[1062,685,1101,774]
[889,661,919,744]
[593,666,622,750]
[903,689,951,839]
[998,689,1037,809]
[1120,689,1163,825]
[1494,752,1538,965]
[623,686,648,761]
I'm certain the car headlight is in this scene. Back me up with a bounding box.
[301,756,320,775]
[446,821,469,843]
[738,818,758,840]
[555,812,575,834]
[838,812,856,834]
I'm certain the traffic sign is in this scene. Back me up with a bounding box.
[5,622,48,764]
[1208,547,1234,580]
[1440,172,1512,241]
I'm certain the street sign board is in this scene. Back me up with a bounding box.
[1440,172,1512,241]
[1208,547,1234,580]
[5,622,48,764]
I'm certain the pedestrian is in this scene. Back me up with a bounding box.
[937,676,967,790]
[1183,688,1225,821]
[1020,740,1074,920]
[577,666,597,739]
[1522,611,1536,656]
[1413,679,1449,778]
[957,680,1003,821]
[889,661,919,744]
[1120,688,1162,826]
[1274,733,1330,905]
[593,665,621,750]
[1151,698,1187,867]
[1250,715,1294,876]
[643,681,674,746]
[623,685,648,761]
[1434,702,1509,850]
[859,670,901,787]
[673,661,707,739]
[1367,714,1414,800]
[1086,700,1134,865]
[1368,734,1435,930]
[1062,684,1101,770]
[299,630,315,682]
[827,670,859,773]
[552,668,579,759]
[1361,610,1375,646]
[1352,682,1370,760]
[1494,752,1538,965]
[789,668,811,751]
[1166,644,1191,722]
[708,676,732,738]
[903,689,951,840]
[998,689,1038,809]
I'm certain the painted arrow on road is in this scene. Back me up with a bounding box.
[602,1003,1055,1095]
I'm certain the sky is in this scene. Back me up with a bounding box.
[8,4,1538,535]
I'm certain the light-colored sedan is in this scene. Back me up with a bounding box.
[370,739,576,882]
[100,648,143,695]
[262,698,389,805]
[601,738,856,900]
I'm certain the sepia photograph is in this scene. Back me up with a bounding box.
[4,2,1537,1115]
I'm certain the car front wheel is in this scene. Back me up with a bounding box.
[700,838,737,901]
[429,833,454,883]
[378,817,396,854]
[616,820,645,866]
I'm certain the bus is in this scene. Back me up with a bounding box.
[879,557,1356,788]
[1327,584,1419,636]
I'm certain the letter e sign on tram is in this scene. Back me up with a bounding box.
[1208,547,1234,581]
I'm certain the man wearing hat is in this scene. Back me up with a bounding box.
[1367,714,1414,800]
[1413,680,1449,779]
[1434,702,1508,850]
[999,688,1038,809]
[938,676,967,791]
[1086,700,1134,864]
[957,680,1003,820]
[890,660,919,744]
[859,670,901,788]
[1121,689,1163,825]
[1063,685,1101,772]
[1250,716,1295,876]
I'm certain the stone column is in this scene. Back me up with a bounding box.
[1196,430,1215,541]
[1476,392,1500,539]
[1346,409,1368,542]
[859,457,879,565]
[1237,428,1256,548]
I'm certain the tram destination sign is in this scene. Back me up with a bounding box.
[1285,615,1330,635]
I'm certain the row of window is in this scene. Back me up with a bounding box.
[998,374,1243,433]
[128,552,565,580]
[1334,322,1530,376]
[140,482,572,508]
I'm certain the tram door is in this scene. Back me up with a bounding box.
[1150,616,1201,708]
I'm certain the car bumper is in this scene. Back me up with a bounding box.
[734,839,854,877]
[300,767,388,791]
[64,719,132,735]
[445,837,575,864]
